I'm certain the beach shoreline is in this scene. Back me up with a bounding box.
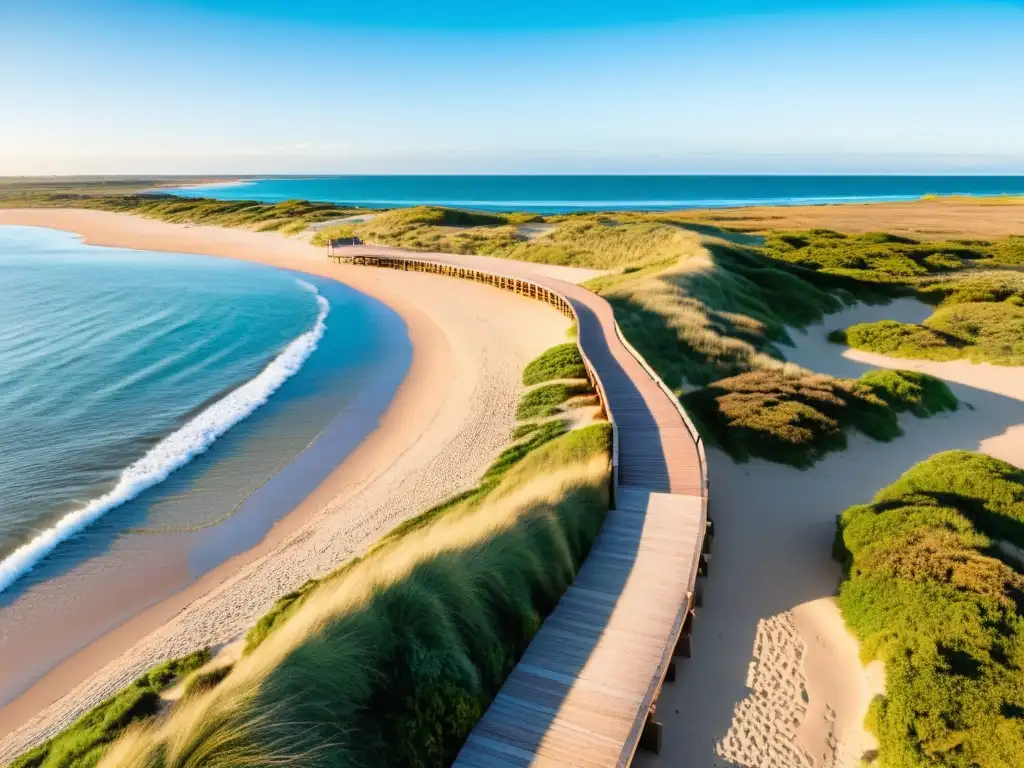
[0,209,573,758]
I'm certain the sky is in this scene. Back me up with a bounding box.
[1,0,1023,175]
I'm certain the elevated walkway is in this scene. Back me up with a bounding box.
[329,245,710,766]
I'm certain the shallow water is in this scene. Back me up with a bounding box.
[0,225,409,596]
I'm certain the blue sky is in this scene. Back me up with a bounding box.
[2,0,1023,174]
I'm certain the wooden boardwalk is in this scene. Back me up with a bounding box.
[329,246,709,767]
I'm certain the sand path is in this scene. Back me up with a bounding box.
[0,210,575,759]
[637,297,1024,768]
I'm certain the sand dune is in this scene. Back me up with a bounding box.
[0,210,573,759]
[637,297,1024,768]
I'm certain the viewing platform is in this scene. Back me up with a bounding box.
[329,244,710,767]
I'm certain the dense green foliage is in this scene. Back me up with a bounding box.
[834,452,1024,768]
[521,343,587,385]
[838,302,1024,365]
[11,649,211,768]
[684,369,956,468]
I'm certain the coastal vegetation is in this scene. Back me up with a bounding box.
[0,192,365,235]
[10,649,211,768]
[521,342,587,384]
[12,345,609,768]
[833,302,1024,365]
[834,451,1024,768]
[683,369,957,468]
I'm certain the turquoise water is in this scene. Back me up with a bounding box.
[165,175,1024,213]
[0,226,409,596]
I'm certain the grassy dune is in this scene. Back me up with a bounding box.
[834,452,1024,768]
[99,425,611,768]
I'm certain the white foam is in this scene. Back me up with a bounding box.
[0,282,330,595]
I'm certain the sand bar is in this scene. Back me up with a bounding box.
[637,297,1024,768]
[0,209,575,759]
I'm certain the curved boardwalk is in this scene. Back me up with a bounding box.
[331,245,709,767]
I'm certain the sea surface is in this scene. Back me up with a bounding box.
[165,175,1024,213]
[0,225,409,598]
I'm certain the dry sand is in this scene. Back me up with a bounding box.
[637,296,1024,768]
[0,209,575,759]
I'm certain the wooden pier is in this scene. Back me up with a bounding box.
[329,245,709,767]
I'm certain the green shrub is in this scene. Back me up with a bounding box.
[834,451,1024,768]
[859,370,958,418]
[684,369,956,468]
[840,302,1024,365]
[522,343,587,385]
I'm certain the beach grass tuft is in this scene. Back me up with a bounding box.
[10,649,211,768]
[522,343,587,385]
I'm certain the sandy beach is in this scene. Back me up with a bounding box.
[637,297,1024,768]
[0,209,578,759]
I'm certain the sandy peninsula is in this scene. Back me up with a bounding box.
[637,297,1024,768]
[0,209,585,760]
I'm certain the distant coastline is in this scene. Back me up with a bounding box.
[159,174,1024,213]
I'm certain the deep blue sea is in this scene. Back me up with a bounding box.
[165,175,1024,213]
[0,226,408,597]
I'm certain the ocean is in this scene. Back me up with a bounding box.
[0,225,409,598]
[165,175,1024,213]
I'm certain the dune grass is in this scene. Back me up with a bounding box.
[0,193,364,233]
[833,451,1024,768]
[351,206,703,270]
[682,369,957,468]
[515,382,589,420]
[10,649,211,768]
[597,239,848,390]
[96,424,612,768]
[521,343,587,385]
[835,302,1024,365]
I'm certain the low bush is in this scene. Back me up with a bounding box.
[840,302,1024,365]
[834,451,1024,768]
[684,369,956,468]
[11,649,210,768]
